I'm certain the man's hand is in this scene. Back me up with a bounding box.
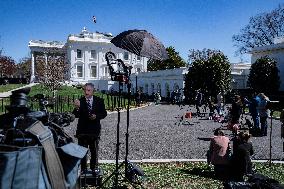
[74,99,80,109]
[89,114,96,120]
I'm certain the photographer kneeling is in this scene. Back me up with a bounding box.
[207,129,231,180]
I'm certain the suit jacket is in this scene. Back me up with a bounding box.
[73,96,107,137]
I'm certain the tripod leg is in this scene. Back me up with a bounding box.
[99,82,123,188]
[98,163,124,188]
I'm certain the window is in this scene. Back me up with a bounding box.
[101,53,105,61]
[90,65,97,78]
[151,83,155,93]
[77,49,82,58]
[165,83,170,97]
[173,83,179,91]
[145,84,148,94]
[137,56,141,60]
[103,67,109,76]
[91,50,97,59]
[136,67,141,73]
[157,83,161,93]
[77,65,83,77]
[124,52,129,60]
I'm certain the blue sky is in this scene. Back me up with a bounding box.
[0,0,283,63]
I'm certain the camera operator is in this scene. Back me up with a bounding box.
[73,83,107,176]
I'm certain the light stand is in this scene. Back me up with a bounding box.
[99,52,144,189]
[269,110,274,167]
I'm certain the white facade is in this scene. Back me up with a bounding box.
[251,37,284,91]
[130,64,251,99]
[130,67,188,97]
[230,63,251,89]
[29,27,148,91]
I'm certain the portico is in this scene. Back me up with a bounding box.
[28,40,66,83]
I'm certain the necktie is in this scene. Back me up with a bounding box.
[87,99,92,114]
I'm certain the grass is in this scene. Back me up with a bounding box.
[28,84,136,111]
[0,84,25,92]
[29,84,85,97]
[95,162,284,189]
[0,84,137,113]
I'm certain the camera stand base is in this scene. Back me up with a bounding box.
[99,161,144,189]
[79,170,103,187]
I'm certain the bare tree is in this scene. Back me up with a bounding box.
[35,51,68,93]
[233,4,284,55]
[24,46,68,98]
[18,57,31,79]
[0,55,17,77]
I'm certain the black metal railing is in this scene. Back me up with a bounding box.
[0,93,147,114]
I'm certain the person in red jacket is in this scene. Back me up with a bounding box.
[208,128,231,180]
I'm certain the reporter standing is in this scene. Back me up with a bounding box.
[73,83,107,175]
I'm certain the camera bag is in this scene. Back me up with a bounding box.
[0,120,87,189]
[0,145,50,189]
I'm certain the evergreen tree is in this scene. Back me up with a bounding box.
[147,46,186,71]
[184,49,231,102]
[247,56,280,94]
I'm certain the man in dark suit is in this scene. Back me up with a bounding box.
[73,83,107,175]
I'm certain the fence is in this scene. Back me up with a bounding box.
[0,77,29,85]
[0,93,139,114]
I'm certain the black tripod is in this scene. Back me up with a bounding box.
[269,110,274,166]
[99,81,144,189]
[99,52,144,189]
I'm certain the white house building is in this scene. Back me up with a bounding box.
[29,27,148,91]
[251,36,284,91]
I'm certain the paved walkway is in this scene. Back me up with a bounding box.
[66,103,284,162]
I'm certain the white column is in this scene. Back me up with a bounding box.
[30,52,35,83]
[84,49,87,81]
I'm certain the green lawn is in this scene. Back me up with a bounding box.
[0,84,136,113]
[97,162,284,189]
[0,84,25,92]
[28,84,84,97]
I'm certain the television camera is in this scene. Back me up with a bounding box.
[0,88,75,147]
[0,88,87,189]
